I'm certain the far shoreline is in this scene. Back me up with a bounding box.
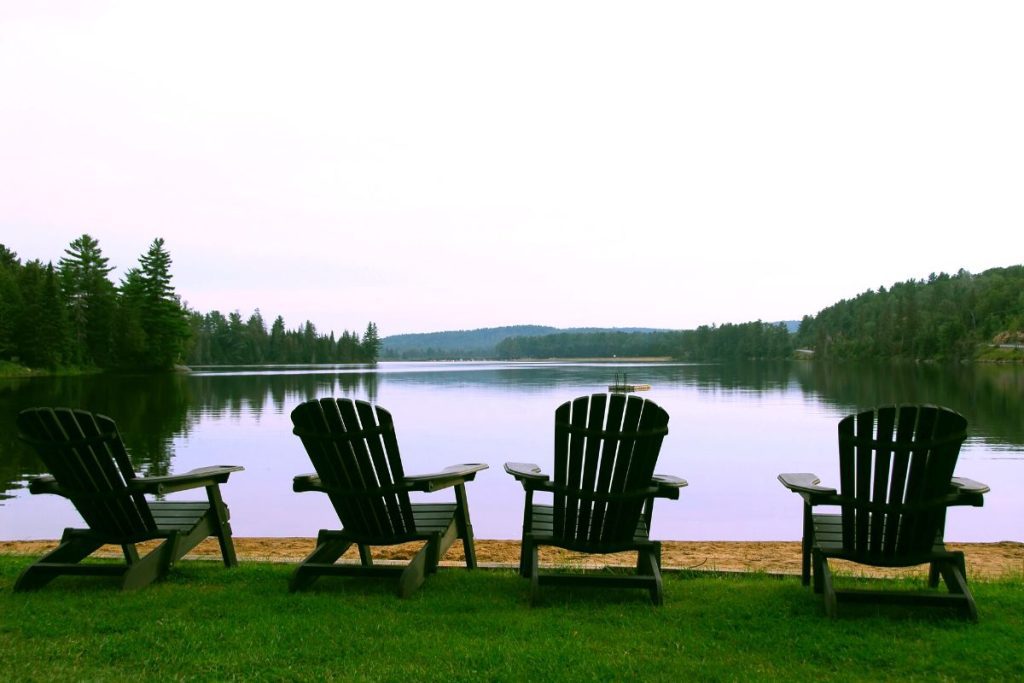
[5,353,1022,380]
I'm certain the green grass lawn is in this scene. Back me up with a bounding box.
[1,556,1022,681]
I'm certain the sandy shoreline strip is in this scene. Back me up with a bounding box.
[2,538,1022,579]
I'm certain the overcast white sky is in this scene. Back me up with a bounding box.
[2,2,1021,337]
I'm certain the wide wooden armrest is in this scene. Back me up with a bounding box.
[651,473,688,499]
[652,473,687,488]
[504,462,550,483]
[950,477,990,495]
[132,465,244,495]
[27,474,70,497]
[778,473,837,497]
[948,476,989,507]
[293,473,327,493]
[404,463,489,492]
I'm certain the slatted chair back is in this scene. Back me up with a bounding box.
[291,398,417,543]
[16,407,157,542]
[551,393,669,549]
[837,405,968,562]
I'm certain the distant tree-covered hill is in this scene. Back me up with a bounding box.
[382,323,796,361]
[380,325,666,360]
[496,322,794,361]
[381,266,1024,364]
[794,266,1024,361]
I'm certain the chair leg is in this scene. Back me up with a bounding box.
[520,537,534,578]
[801,504,812,587]
[122,543,141,564]
[938,553,978,622]
[453,483,478,569]
[398,541,432,598]
[639,546,664,606]
[812,548,825,594]
[528,543,540,606]
[289,532,352,592]
[519,495,535,577]
[205,484,238,567]
[122,532,178,591]
[13,531,103,592]
[928,561,941,588]
[358,544,373,566]
[816,554,837,619]
[433,519,460,573]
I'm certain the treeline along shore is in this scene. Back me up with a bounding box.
[383,266,1024,363]
[3,234,1022,375]
[0,235,379,375]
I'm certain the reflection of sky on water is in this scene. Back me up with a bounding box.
[2,362,1021,542]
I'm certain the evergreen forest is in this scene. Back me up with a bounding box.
[793,266,1024,360]
[494,321,794,361]
[493,267,1023,361]
[381,325,664,360]
[3,234,1021,371]
[0,236,379,372]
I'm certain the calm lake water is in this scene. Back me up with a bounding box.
[1,361,1021,542]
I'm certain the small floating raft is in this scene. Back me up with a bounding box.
[608,373,651,393]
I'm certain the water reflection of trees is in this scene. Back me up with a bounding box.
[791,362,1024,445]
[0,373,192,499]
[371,363,798,394]
[0,368,383,499]
[3,362,1021,501]
[664,362,795,392]
[187,370,379,418]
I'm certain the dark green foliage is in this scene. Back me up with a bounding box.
[360,321,380,360]
[381,325,667,360]
[14,261,68,368]
[132,238,189,370]
[111,267,150,369]
[184,310,379,365]
[58,234,117,367]
[1,236,379,371]
[0,245,24,359]
[381,325,560,359]
[495,267,1021,362]
[796,266,1024,360]
[496,321,794,361]
[384,324,796,361]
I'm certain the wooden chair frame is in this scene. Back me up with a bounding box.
[505,393,686,605]
[289,398,487,597]
[780,405,988,620]
[15,407,242,591]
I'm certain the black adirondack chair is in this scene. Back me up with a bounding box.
[14,407,243,591]
[289,398,487,597]
[779,405,989,620]
[505,393,686,605]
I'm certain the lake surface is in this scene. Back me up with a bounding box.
[1,361,1021,542]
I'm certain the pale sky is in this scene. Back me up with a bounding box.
[2,2,1021,337]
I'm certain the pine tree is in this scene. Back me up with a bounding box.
[16,261,68,367]
[133,238,189,370]
[0,245,22,359]
[58,234,116,367]
[360,321,380,362]
[245,309,268,363]
[301,321,317,363]
[269,315,286,362]
[114,267,148,368]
